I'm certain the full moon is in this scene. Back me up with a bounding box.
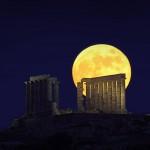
[72,44,131,95]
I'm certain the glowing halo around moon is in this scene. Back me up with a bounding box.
[72,44,131,95]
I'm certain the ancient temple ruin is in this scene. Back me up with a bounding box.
[25,74,60,116]
[77,74,127,114]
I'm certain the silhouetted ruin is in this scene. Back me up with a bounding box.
[1,74,150,150]
[25,74,60,116]
[11,74,60,129]
[77,74,127,114]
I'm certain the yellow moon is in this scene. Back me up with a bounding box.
[72,44,131,95]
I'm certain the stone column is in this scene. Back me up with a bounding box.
[94,83,99,111]
[36,80,40,113]
[90,82,95,111]
[98,81,103,112]
[43,79,47,112]
[34,80,39,114]
[48,79,52,102]
[116,79,121,113]
[39,80,45,113]
[121,78,126,113]
[85,81,91,112]
[33,81,38,114]
[77,82,84,112]
[103,81,108,113]
[54,81,59,103]
[52,81,59,114]
[46,79,51,112]
[30,82,33,115]
[112,80,116,113]
[28,81,31,115]
[38,80,42,112]
[107,80,112,113]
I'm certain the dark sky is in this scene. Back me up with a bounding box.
[0,0,150,128]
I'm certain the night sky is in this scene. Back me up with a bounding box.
[0,0,150,128]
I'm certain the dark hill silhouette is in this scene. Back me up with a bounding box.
[0,113,150,149]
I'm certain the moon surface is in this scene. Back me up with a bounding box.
[72,44,131,95]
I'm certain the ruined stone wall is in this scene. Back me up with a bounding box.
[77,74,126,114]
[25,75,60,116]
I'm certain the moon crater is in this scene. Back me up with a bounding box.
[72,44,131,95]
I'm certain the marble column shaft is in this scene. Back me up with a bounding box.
[94,83,99,110]
[77,82,84,112]
[103,81,108,112]
[48,80,52,102]
[54,81,59,103]
[85,82,91,111]
[90,82,95,111]
[121,78,125,113]
[30,82,33,114]
[116,80,121,113]
[98,81,103,111]
[111,80,116,112]
[107,81,112,113]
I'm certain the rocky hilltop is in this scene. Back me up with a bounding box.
[0,113,150,150]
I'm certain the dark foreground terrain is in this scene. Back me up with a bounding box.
[0,113,150,150]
